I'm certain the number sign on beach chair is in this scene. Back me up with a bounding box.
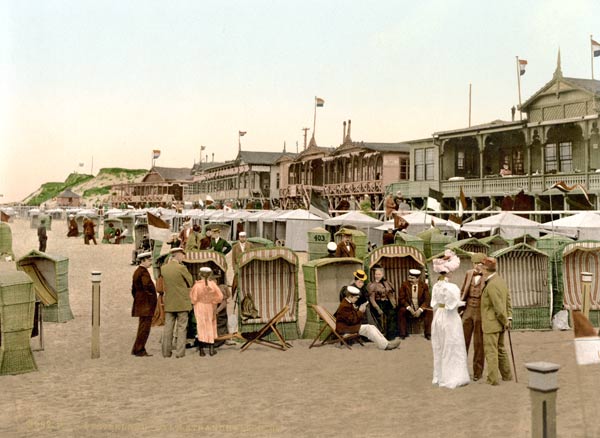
[308,304,364,350]
[239,305,291,352]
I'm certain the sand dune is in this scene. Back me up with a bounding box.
[1,218,599,437]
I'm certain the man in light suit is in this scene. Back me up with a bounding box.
[161,247,193,358]
[480,256,513,386]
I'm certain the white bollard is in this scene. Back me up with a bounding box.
[525,361,560,438]
[91,271,102,359]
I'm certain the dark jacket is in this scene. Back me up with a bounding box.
[398,280,430,311]
[131,266,157,317]
[335,299,363,334]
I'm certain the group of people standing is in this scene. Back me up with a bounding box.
[430,249,513,388]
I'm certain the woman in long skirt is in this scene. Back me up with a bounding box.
[430,250,470,389]
[190,267,223,357]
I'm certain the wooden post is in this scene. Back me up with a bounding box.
[525,362,560,438]
[580,272,593,319]
[91,271,102,359]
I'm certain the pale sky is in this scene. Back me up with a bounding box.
[2,0,600,203]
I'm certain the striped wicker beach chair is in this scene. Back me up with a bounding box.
[237,247,300,341]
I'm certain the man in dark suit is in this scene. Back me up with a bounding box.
[397,268,432,339]
[131,252,157,357]
[335,286,400,350]
[210,227,231,254]
[335,229,356,257]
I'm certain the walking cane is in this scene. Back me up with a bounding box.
[507,328,518,383]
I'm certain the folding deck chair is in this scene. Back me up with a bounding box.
[239,305,292,352]
[309,304,364,350]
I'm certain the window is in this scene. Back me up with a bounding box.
[457,151,465,170]
[415,147,434,181]
[545,142,572,172]
[399,157,409,180]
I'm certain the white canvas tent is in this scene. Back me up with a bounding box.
[540,212,600,240]
[324,211,383,246]
[461,212,540,239]
[274,209,324,251]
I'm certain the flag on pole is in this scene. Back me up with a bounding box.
[239,131,247,136]
[147,212,171,242]
[200,145,206,151]
[592,38,600,57]
[545,181,592,205]
[427,188,443,212]
[315,97,325,107]
[309,190,330,219]
[572,310,600,365]
[458,186,468,217]
[518,59,528,76]
[152,150,161,159]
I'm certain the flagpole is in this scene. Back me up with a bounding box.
[516,56,523,121]
[313,97,317,137]
[468,83,472,127]
[591,35,595,80]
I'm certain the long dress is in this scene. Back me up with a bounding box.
[189,279,223,344]
[431,278,470,389]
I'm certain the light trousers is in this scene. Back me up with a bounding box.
[162,311,189,358]
[483,330,513,384]
[359,324,389,350]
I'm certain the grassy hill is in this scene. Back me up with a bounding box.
[25,168,147,206]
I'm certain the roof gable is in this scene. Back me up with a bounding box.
[145,167,193,182]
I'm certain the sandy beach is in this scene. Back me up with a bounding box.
[1,217,599,438]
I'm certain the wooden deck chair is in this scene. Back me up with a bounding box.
[239,305,292,352]
[309,304,364,350]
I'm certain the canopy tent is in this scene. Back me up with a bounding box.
[461,212,540,239]
[246,211,270,237]
[236,247,300,340]
[324,211,383,228]
[490,243,552,329]
[399,212,457,235]
[274,209,324,251]
[302,257,363,339]
[257,210,283,242]
[558,241,600,326]
[540,212,600,240]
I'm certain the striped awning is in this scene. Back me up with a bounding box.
[184,250,227,272]
[561,241,600,311]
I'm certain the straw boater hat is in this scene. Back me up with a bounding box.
[353,269,367,281]
[432,249,460,274]
[340,229,352,235]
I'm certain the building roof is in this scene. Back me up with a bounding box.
[57,188,80,198]
[433,119,525,137]
[353,142,411,153]
[237,150,295,165]
[150,167,193,181]
[191,161,224,174]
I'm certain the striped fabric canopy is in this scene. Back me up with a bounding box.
[238,248,298,324]
[366,244,427,293]
[492,244,550,308]
[561,241,600,311]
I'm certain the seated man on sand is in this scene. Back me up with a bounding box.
[335,286,401,351]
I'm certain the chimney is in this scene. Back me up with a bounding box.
[347,120,351,138]
[283,141,286,153]
[343,121,347,143]
[212,153,214,163]
[511,106,516,122]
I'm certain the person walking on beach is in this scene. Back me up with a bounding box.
[480,256,513,386]
[67,214,79,237]
[459,252,486,381]
[37,218,48,252]
[83,217,97,245]
[131,251,157,357]
[161,247,193,358]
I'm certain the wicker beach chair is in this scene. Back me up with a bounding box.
[308,304,363,350]
[239,305,291,352]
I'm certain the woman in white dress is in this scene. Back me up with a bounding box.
[430,249,470,389]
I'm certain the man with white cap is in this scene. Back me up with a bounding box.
[398,268,432,340]
[325,241,337,258]
[161,247,194,358]
[335,286,401,350]
[131,251,157,357]
[231,231,253,271]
